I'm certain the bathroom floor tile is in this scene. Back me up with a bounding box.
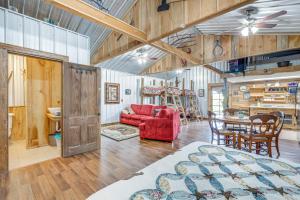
[9,140,60,170]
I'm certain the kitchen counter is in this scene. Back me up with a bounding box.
[250,104,298,110]
[250,104,298,129]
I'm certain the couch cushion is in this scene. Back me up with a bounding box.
[120,113,133,119]
[130,114,144,120]
[139,105,153,116]
[140,116,154,121]
[131,104,142,114]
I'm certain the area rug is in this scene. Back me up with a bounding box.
[88,141,300,200]
[101,124,139,141]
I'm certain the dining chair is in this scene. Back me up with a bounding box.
[223,108,247,133]
[208,111,236,148]
[269,111,285,158]
[237,114,278,157]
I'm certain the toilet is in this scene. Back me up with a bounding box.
[8,113,14,137]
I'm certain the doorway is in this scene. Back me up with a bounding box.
[0,46,101,174]
[208,83,224,115]
[8,54,62,170]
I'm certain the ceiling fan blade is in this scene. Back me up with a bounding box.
[146,57,158,61]
[258,10,287,22]
[255,23,277,28]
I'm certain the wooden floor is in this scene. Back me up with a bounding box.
[1,121,300,200]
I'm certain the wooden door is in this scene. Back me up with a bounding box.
[0,49,8,174]
[62,63,101,157]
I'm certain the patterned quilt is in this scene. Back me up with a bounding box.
[88,142,300,200]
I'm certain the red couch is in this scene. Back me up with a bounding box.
[139,108,180,142]
[120,104,167,127]
[120,104,180,141]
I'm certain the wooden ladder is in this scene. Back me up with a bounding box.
[172,94,188,125]
[189,95,203,121]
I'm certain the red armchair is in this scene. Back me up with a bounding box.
[139,108,180,142]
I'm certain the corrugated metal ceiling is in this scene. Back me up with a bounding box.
[96,45,167,74]
[0,0,136,56]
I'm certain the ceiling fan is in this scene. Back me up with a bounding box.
[129,48,158,64]
[234,7,287,36]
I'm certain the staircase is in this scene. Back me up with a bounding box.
[171,94,188,125]
[189,95,203,121]
[160,87,188,125]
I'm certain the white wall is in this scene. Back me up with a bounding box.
[0,7,90,65]
[169,62,228,117]
[101,68,164,124]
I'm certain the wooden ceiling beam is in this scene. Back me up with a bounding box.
[45,0,148,42]
[152,41,200,65]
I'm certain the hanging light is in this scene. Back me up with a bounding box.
[251,26,258,34]
[138,58,144,64]
[176,69,183,74]
[143,53,149,58]
[241,26,259,36]
[241,27,249,37]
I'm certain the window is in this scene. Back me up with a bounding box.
[211,87,224,115]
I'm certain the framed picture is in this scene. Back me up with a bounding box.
[198,89,205,97]
[105,83,120,104]
[125,89,131,95]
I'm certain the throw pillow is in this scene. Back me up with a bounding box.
[122,109,129,114]
[128,107,135,114]
[152,109,162,117]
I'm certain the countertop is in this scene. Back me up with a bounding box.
[250,104,299,110]
[46,113,61,121]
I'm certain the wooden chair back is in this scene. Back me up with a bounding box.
[249,114,278,138]
[270,111,285,137]
[208,111,219,134]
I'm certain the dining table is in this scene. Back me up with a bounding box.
[215,115,252,126]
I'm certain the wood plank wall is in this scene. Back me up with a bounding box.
[168,62,228,117]
[101,68,164,124]
[8,107,26,140]
[26,57,61,148]
[0,49,8,174]
[143,35,300,74]
[92,0,253,64]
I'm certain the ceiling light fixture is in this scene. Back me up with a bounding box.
[241,27,249,37]
[176,69,183,74]
[251,26,258,34]
[138,57,147,65]
[241,26,259,36]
